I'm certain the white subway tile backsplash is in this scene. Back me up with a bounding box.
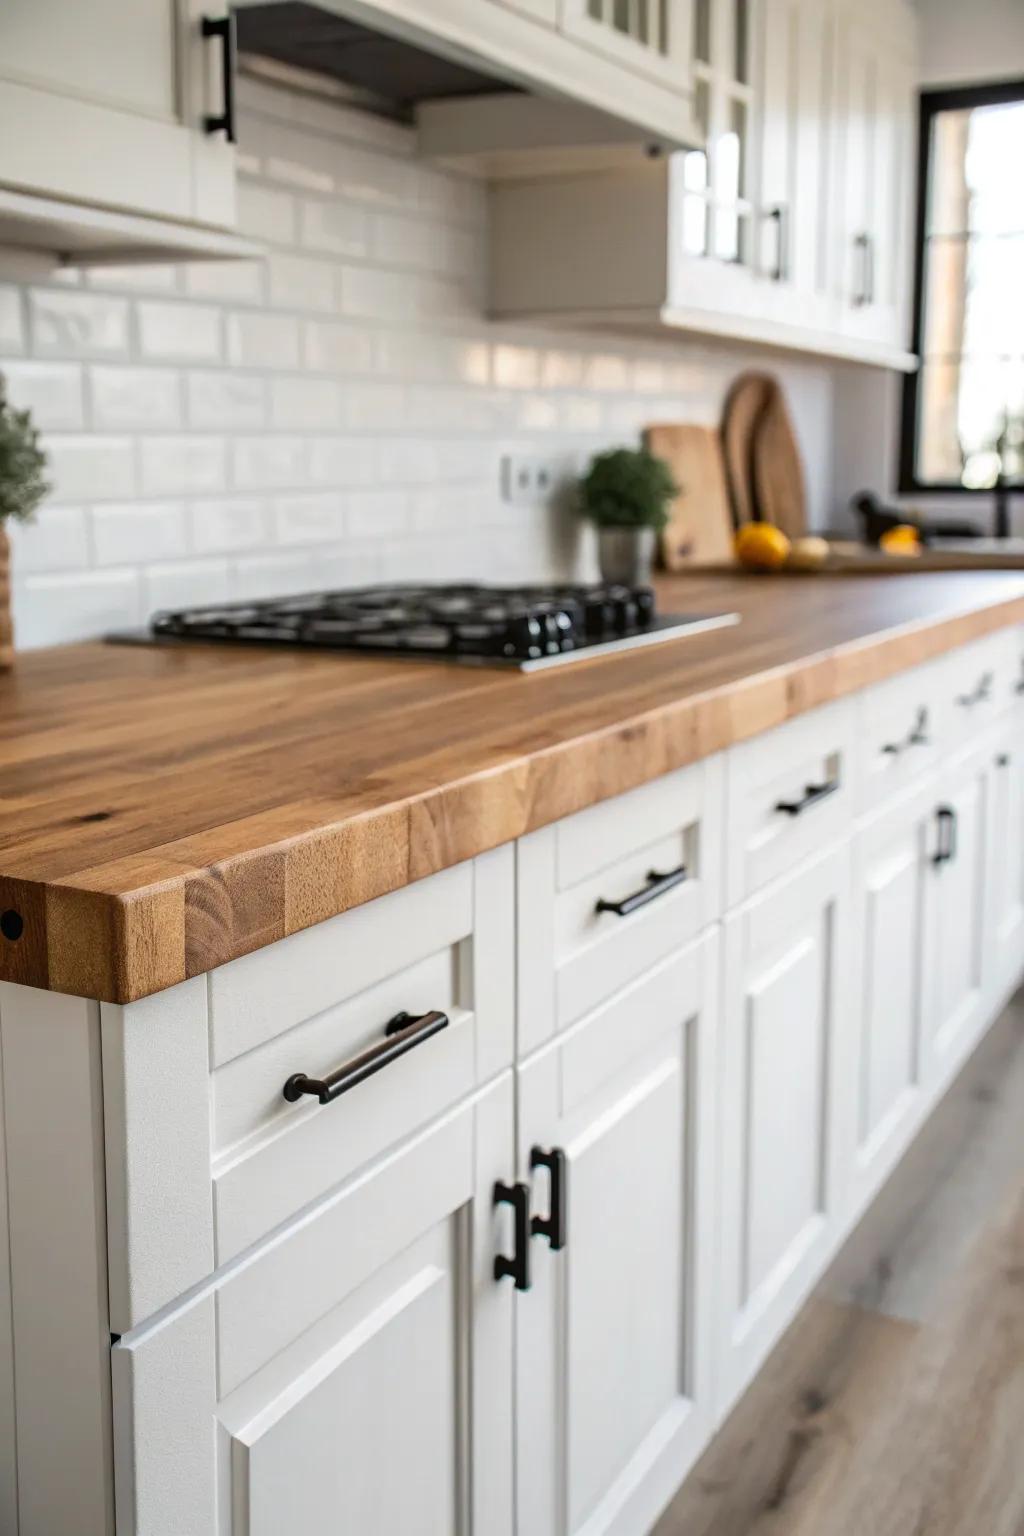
[299,199,370,258]
[0,361,84,429]
[270,376,344,430]
[137,301,222,362]
[92,501,187,566]
[302,318,374,374]
[3,73,834,651]
[30,289,129,358]
[143,558,232,612]
[47,435,135,502]
[0,287,25,352]
[232,435,307,489]
[226,310,301,370]
[6,506,90,574]
[140,436,226,496]
[186,371,267,429]
[91,367,181,430]
[266,253,338,314]
[12,568,140,647]
[190,497,268,554]
[273,492,347,545]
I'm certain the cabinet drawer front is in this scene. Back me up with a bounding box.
[855,661,942,812]
[937,631,1016,746]
[518,758,723,1054]
[103,848,514,1329]
[725,700,855,907]
[112,1076,515,1536]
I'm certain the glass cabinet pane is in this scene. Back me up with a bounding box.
[694,0,711,63]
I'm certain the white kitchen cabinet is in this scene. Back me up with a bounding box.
[754,0,837,334]
[516,932,718,1536]
[832,0,916,352]
[0,0,247,259]
[848,778,937,1219]
[986,721,1024,1006]
[112,1075,516,1536]
[561,0,693,92]
[717,841,852,1415]
[925,738,993,1090]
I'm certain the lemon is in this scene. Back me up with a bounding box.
[735,522,791,570]
[787,535,830,571]
[879,524,921,556]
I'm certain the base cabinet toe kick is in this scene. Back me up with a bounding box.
[0,624,1023,1535]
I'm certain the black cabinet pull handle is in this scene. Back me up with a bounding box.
[595,865,687,918]
[933,804,957,866]
[1015,677,1024,696]
[767,204,789,283]
[202,14,237,143]
[282,1009,448,1105]
[882,707,930,757]
[956,671,993,708]
[996,752,1012,768]
[530,1147,567,1252]
[494,1181,531,1290]
[775,779,839,817]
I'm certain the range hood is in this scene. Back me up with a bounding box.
[234,0,699,172]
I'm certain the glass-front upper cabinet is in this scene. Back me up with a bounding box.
[676,0,755,268]
[561,0,694,95]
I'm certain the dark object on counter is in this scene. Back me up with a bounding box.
[126,581,739,672]
[852,492,981,547]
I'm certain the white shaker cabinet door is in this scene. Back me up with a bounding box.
[111,1076,516,1536]
[848,779,937,1221]
[717,841,853,1416]
[516,930,718,1536]
[988,721,1024,1003]
[0,0,236,227]
[756,0,838,333]
[926,740,993,1090]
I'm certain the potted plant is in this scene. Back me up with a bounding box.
[578,446,677,584]
[0,372,50,670]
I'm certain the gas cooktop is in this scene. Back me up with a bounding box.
[126,582,739,671]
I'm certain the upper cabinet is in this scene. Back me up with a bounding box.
[489,0,919,369]
[0,0,253,263]
[560,0,692,89]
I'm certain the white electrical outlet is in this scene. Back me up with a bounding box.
[501,453,562,505]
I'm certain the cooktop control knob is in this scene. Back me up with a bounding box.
[504,614,544,659]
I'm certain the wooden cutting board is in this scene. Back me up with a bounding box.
[644,423,735,569]
[721,372,773,526]
[752,380,807,538]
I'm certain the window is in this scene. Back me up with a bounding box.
[901,79,1024,494]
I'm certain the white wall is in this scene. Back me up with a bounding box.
[0,73,834,650]
[916,0,1024,87]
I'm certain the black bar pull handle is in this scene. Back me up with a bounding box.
[283,1009,448,1105]
[494,1181,531,1290]
[202,14,237,143]
[933,804,957,866]
[956,671,993,708]
[767,204,790,283]
[883,706,930,757]
[775,779,839,817]
[596,865,688,918]
[530,1147,567,1252]
[996,751,1012,768]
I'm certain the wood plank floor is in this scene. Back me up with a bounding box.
[653,995,1024,1536]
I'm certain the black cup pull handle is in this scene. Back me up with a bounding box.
[596,865,688,918]
[933,804,957,866]
[202,14,237,143]
[883,707,930,757]
[957,671,993,708]
[283,1009,448,1106]
[775,778,839,817]
[494,1181,531,1291]
[530,1147,567,1252]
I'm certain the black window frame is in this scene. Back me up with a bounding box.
[899,76,1024,496]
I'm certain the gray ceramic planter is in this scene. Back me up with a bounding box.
[596,525,657,585]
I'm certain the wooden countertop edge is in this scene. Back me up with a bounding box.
[3,585,1023,1006]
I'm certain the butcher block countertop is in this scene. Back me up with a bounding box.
[3,571,1024,1005]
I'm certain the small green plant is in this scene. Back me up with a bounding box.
[578,446,677,531]
[0,372,50,526]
